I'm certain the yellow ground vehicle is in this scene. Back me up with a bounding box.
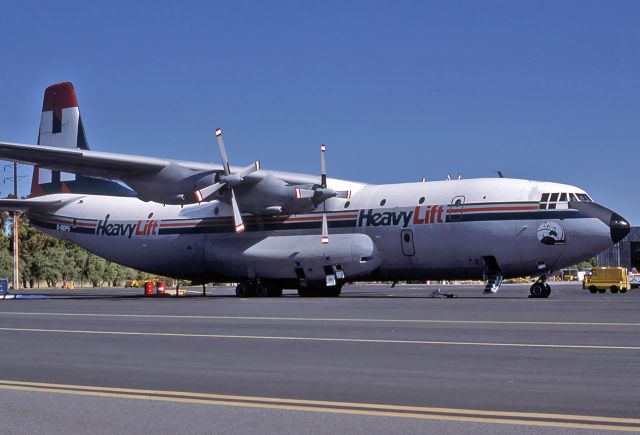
[125,279,145,288]
[583,267,628,294]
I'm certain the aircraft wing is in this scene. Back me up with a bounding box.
[0,141,214,179]
[0,194,84,212]
[0,141,320,185]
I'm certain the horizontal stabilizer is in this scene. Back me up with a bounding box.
[0,194,84,212]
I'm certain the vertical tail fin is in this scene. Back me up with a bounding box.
[38,82,89,150]
[29,83,135,198]
[31,82,89,197]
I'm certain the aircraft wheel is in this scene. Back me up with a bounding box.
[298,287,324,297]
[236,283,249,297]
[529,282,546,298]
[267,287,283,297]
[542,284,551,298]
[325,286,342,297]
[298,288,311,297]
[588,286,598,294]
[251,285,269,298]
[610,286,619,294]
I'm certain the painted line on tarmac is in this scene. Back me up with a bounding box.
[0,380,637,431]
[1,327,639,350]
[1,311,639,327]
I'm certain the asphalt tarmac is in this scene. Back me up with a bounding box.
[0,282,639,434]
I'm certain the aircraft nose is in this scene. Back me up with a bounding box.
[610,212,630,244]
[570,200,630,244]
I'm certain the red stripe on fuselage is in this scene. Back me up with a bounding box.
[447,205,539,213]
[286,214,358,222]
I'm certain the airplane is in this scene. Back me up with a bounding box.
[0,82,630,298]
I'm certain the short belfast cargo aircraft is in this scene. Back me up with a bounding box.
[0,83,630,297]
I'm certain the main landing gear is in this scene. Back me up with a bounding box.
[529,277,551,298]
[297,284,342,298]
[235,280,283,298]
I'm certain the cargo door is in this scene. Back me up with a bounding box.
[400,229,415,256]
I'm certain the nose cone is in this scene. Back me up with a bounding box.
[610,213,630,244]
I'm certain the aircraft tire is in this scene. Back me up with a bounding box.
[529,282,546,298]
[267,287,283,297]
[236,283,249,297]
[542,284,551,298]
[298,287,325,297]
[297,288,311,297]
[325,286,342,297]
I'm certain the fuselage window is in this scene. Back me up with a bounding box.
[550,193,559,202]
[559,193,567,202]
[344,201,350,208]
[541,193,550,202]
[380,199,386,206]
[418,197,425,204]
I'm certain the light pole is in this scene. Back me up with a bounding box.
[12,162,19,290]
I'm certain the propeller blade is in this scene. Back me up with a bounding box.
[320,144,327,188]
[195,182,225,202]
[335,190,351,200]
[295,187,315,199]
[321,212,329,245]
[237,160,261,178]
[215,128,231,175]
[230,189,245,233]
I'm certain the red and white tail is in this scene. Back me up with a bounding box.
[38,82,88,150]
[31,82,90,197]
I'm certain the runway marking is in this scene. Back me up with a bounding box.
[1,311,639,327]
[0,380,638,431]
[1,326,639,350]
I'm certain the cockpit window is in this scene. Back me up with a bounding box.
[576,193,593,202]
[540,192,571,210]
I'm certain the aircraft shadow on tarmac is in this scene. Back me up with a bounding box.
[6,292,530,300]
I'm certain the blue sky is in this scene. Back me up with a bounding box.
[0,1,638,221]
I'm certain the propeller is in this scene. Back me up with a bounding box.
[313,144,351,202]
[316,144,351,245]
[194,128,260,233]
[321,144,329,245]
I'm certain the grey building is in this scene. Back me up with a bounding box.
[597,226,640,270]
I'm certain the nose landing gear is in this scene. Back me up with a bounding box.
[529,277,551,298]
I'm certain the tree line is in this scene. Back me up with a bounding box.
[0,212,154,288]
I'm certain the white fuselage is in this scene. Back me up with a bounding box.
[30,177,615,284]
